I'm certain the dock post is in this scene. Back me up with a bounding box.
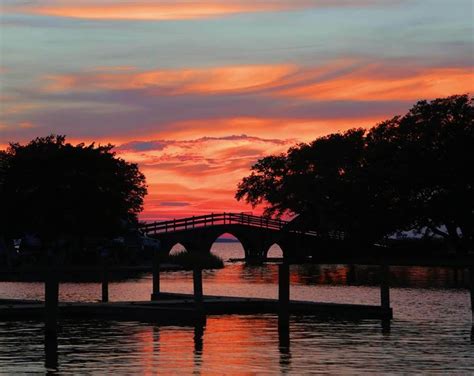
[380,264,390,310]
[101,262,109,303]
[279,262,290,313]
[379,264,391,333]
[151,247,161,301]
[44,263,59,335]
[193,267,204,312]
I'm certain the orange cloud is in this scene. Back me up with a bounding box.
[45,62,473,104]
[45,64,296,95]
[0,113,414,220]
[115,124,390,220]
[7,0,316,20]
[115,134,292,219]
[280,66,474,101]
[150,116,385,141]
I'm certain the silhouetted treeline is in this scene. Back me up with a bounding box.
[237,95,473,254]
[0,135,148,265]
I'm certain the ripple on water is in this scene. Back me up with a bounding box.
[0,249,472,373]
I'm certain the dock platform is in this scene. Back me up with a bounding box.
[0,293,392,324]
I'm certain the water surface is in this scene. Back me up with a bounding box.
[0,244,472,374]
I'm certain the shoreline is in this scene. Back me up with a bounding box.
[231,254,474,268]
[0,254,472,282]
[0,264,179,282]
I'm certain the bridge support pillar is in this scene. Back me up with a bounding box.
[241,236,273,264]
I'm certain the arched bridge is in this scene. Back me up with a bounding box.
[139,212,345,260]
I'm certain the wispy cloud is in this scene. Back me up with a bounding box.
[117,134,290,152]
[278,66,474,101]
[43,61,473,102]
[44,64,296,94]
[159,201,190,207]
[5,63,422,142]
[3,60,469,142]
[3,0,405,21]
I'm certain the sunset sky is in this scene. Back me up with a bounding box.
[0,0,473,220]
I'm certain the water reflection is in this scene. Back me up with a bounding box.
[290,264,471,289]
[193,320,205,374]
[0,263,470,304]
[28,315,289,373]
[203,263,472,289]
[194,320,205,354]
[44,332,58,371]
[381,318,391,335]
[278,314,291,373]
[0,246,473,373]
[0,312,471,373]
[152,326,160,373]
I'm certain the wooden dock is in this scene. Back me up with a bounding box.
[0,263,397,330]
[0,293,392,324]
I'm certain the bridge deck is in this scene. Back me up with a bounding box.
[140,212,325,238]
[0,294,392,323]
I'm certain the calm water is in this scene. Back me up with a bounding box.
[0,244,472,374]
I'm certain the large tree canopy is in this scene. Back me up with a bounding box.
[0,135,147,243]
[236,95,473,252]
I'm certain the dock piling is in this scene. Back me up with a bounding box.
[151,248,161,300]
[101,263,109,303]
[44,266,59,335]
[193,267,204,312]
[380,264,390,311]
[279,263,290,313]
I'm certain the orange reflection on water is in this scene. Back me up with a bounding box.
[290,264,349,285]
[201,316,279,371]
[129,315,281,374]
[132,325,195,373]
[133,329,156,376]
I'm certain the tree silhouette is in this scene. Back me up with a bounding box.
[237,95,473,253]
[366,94,473,252]
[0,135,147,249]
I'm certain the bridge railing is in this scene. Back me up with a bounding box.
[139,212,290,235]
[138,212,345,239]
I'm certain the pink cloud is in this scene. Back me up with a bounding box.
[115,134,294,219]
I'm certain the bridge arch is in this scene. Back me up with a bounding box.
[209,233,246,260]
[266,243,284,259]
[169,242,187,256]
